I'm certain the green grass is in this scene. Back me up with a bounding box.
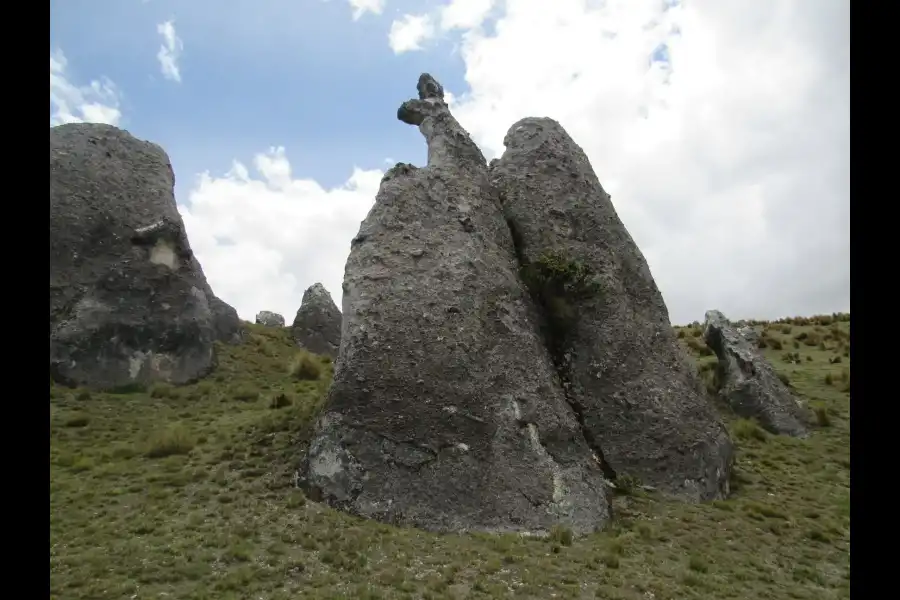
[50,319,851,599]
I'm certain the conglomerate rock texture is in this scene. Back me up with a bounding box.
[491,117,733,501]
[301,75,611,535]
[50,123,241,390]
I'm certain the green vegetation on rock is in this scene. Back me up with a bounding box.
[520,249,601,355]
[50,319,851,600]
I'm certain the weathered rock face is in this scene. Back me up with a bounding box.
[301,76,611,535]
[50,123,241,390]
[256,311,286,328]
[291,283,341,358]
[704,310,810,437]
[491,117,733,501]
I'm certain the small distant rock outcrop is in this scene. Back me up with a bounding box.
[50,123,241,390]
[737,326,760,345]
[491,117,733,501]
[255,311,285,328]
[291,283,341,358]
[301,75,611,535]
[704,310,810,437]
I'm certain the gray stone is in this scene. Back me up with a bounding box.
[291,283,342,358]
[737,326,760,345]
[491,117,733,501]
[255,310,286,328]
[704,310,810,437]
[301,75,611,535]
[50,123,241,390]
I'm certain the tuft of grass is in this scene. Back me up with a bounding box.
[688,555,709,573]
[269,392,293,409]
[548,525,574,547]
[144,424,196,459]
[763,336,783,350]
[814,405,832,427]
[231,384,261,402]
[685,336,714,357]
[289,350,324,381]
[732,418,768,442]
[63,414,90,428]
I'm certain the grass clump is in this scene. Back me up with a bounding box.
[144,424,196,459]
[732,418,768,442]
[520,249,600,357]
[289,350,324,381]
[813,405,832,427]
[548,525,574,547]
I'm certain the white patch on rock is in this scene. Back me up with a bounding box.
[128,351,147,380]
[310,446,344,480]
[526,423,565,503]
[149,239,178,269]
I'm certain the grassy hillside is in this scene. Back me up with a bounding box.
[50,317,850,600]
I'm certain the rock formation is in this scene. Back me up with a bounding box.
[704,310,810,437]
[256,311,286,328]
[50,123,241,390]
[301,75,611,535]
[737,326,760,345]
[490,117,733,501]
[291,283,341,358]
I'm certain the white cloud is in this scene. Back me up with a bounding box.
[156,20,184,82]
[388,14,435,53]
[439,0,495,31]
[348,0,384,21]
[49,50,122,126]
[179,147,383,321]
[183,0,848,327]
[439,0,849,324]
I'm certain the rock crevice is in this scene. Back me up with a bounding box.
[491,117,733,501]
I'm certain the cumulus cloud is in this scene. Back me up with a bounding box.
[156,20,184,82]
[179,148,383,321]
[348,0,384,21]
[439,0,495,31]
[441,0,849,323]
[388,14,435,53]
[49,50,122,126]
[185,0,848,326]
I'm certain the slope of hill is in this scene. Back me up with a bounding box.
[49,316,851,600]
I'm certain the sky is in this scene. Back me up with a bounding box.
[49,0,850,326]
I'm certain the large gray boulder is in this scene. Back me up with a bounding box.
[490,117,733,501]
[301,75,611,535]
[255,310,285,328]
[291,283,341,358]
[50,123,241,390]
[704,310,810,437]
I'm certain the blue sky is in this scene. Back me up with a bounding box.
[50,0,469,195]
[49,0,849,325]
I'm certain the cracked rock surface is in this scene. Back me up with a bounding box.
[491,117,734,501]
[50,123,241,390]
[301,75,611,535]
[704,310,810,437]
